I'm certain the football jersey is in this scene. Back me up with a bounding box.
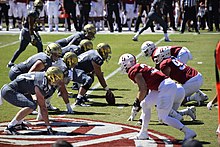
[15,52,53,73]
[23,10,40,30]
[55,32,86,47]
[151,46,182,61]
[76,50,103,73]
[159,57,198,84]
[61,45,83,56]
[128,63,168,90]
[8,72,55,97]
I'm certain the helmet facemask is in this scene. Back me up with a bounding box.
[63,52,78,69]
[141,41,156,57]
[45,43,62,61]
[79,39,93,52]
[97,43,111,62]
[118,54,136,74]
[46,67,64,86]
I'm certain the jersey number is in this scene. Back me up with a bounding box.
[171,58,186,70]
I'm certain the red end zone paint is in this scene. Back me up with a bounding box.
[0,117,181,147]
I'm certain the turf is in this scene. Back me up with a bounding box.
[0,32,219,146]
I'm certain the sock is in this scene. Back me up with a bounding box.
[8,118,18,128]
[164,33,169,40]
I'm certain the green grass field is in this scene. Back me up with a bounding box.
[0,32,219,146]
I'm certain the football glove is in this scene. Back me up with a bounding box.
[127,98,141,121]
[47,126,54,135]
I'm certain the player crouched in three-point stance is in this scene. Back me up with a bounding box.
[0,67,64,135]
[118,53,196,141]
[7,0,44,68]
[73,43,114,106]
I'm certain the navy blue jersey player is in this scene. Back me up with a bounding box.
[74,43,114,105]
[1,67,64,135]
[61,39,93,56]
[55,24,96,47]
[7,0,44,68]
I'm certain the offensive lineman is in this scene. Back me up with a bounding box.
[74,43,114,106]
[7,0,44,68]
[1,66,63,135]
[61,39,93,56]
[55,24,96,48]
[8,43,73,113]
[118,53,196,141]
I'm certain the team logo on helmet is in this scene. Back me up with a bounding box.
[45,66,64,86]
[45,43,62,58]
[63,52,78,68]
[83,24,96,40]
[79,39,93,52]
[97,43,111,62]
[141,41,156,57]
[118,53,136,73]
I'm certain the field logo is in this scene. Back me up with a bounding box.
[0,117,180,147]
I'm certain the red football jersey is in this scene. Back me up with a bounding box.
[151,46,182,61]
[128,63,168,90]
[160,57,198,84]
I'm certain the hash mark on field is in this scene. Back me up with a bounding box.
[0,40,20,49]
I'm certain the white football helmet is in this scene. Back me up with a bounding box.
[141,41,156,57]
[153,46,171,64]
[118,53,136,73]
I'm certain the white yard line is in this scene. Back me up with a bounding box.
[0,40,20,49]
[87,36,167,95]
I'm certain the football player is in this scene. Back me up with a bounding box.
[141,41,193,65]
[7,0,44,68]
[74,43,114,106]
[61,39,93,56]
[118,53,196,141]
[1,66,63,135]
[53,52,94,107]
[132,0,171,42]
[55,24,96,48]
[8,43,72,112]
[157,56,208,106]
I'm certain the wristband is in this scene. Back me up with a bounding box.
[104,86,109,91]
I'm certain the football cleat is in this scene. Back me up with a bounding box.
[131,131,149,140]
[4,126,19,135]
[181,126,197,141]
[186,106,196,120]
[14,122,30,130]
[74,99,90,107]
[164,38,172,42]
[193,91,208,106]
[7,61,14,68]
[47,103,59,111]
[132,36,138,41]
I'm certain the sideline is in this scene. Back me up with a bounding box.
[87,36,167,95]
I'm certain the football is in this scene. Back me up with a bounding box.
[105,91,115,105]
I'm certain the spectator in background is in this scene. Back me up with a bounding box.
[46,0,60,32]
[16,0,28,30]
[0,0,9,31]
[90,0,105,31]
[62,0,80,31]
[197,0,206,30]
[8,0,18,29]
[180,0,200,34]
[206,0,219,32]
[52,140,73,147]
[134,0,153,33]
[105,0,122,32]
[77,0,91,31]
[163,0,177,31]
[122,0,136,31]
